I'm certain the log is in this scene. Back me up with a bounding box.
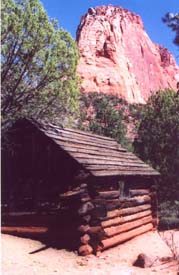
[98,191,120,200]
[101,223,153,250]
[78,225,90,233]
[80,234,90,244]
[78,244,93,256]
[104,215,152,237]
[90,201,107,219]
[78,202,94,216]
[105,199,122,211]
[105,195,151,211]
[87,226,102,235]
[120,195,151,207]
[60,190,81,199]
[87,226,106,241]
[81,197,91,203]
[105,204,151,220]
[82,215,91,223]
[129,189,150,197]
[80,183,88,189]
[101,210,152,228]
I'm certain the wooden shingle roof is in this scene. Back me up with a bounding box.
[36,120,159,177]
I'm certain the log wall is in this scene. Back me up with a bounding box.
[58,183,157,256]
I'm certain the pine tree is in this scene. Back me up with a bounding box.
[1,0,79,128]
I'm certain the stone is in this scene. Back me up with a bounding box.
[76,5,179,104]
[133,253,157,268]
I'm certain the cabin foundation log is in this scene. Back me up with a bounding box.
[78,244,93,256]
[101,223,153,250]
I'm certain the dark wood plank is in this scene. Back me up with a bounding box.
[60,127,118,142]
[71,153,147,165]
[92,169,159,176]
[129,189,150,196]
[97,191,120,200]
[47,134,124,151]
[50,129,118,146]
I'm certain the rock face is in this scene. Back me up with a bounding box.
[76,5,179,103]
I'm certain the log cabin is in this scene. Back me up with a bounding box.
[2,118,160,255]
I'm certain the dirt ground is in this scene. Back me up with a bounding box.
[1,230,179,275]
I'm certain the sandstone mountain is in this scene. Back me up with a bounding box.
[76,5,179,103]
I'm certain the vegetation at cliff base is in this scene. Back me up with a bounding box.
[1,0,79,129]
[78,93,133,150]
[134,90,179,227]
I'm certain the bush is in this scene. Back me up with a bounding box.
[159,201,179,229]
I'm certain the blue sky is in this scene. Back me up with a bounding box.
[40,0,178,64]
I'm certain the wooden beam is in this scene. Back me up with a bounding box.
[105,195,151,211]
[92,169,159,176]
[129,189,150,196]
[104,215,152,237]
[119,195,151,206]
[98,191,120,200]
[104,204,151,220]
[76,157,150,166]
[101,209,152,228]
[101,223,153,250]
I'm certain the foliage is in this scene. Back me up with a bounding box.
[163,12,179,46]
[78,93,133,150]
[1,0,79,129]
[134,90,179,201]
[159,200,179,230]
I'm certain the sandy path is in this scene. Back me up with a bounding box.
[1,231,179,275]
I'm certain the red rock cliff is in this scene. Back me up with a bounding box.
[76,6,179,103]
